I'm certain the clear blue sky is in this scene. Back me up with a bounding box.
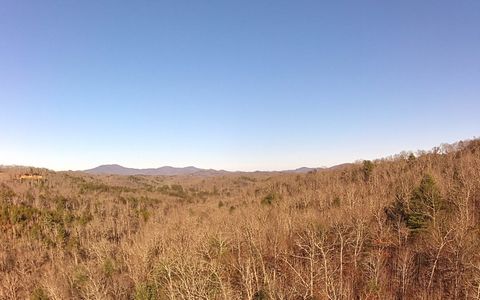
[1,1,479,171]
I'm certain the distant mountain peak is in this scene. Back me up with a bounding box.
[84,165,211,176]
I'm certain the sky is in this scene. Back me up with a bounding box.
[0,0,479,171]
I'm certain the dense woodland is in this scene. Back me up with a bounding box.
[1,139,480,299]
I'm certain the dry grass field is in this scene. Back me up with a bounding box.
[1,139,480,299]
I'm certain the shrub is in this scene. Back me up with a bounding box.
[385,196,408,225]
[78,211,93,225]
[363,160,374,182]
[253,289,269,300]
[134,283,157,300]
[103,258,115,278]
[332,197,341,207]
[407,153,416,165]
[261,193,276,205]
[31,287,49,300]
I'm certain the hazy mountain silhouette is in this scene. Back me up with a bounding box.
[84,164,217,176]
[83,164,348,176]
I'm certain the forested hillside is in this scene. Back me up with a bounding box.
[1,139,479,299]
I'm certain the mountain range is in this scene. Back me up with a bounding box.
[83,164,332,176]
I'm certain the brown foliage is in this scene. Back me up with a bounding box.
[1,139,480,299]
